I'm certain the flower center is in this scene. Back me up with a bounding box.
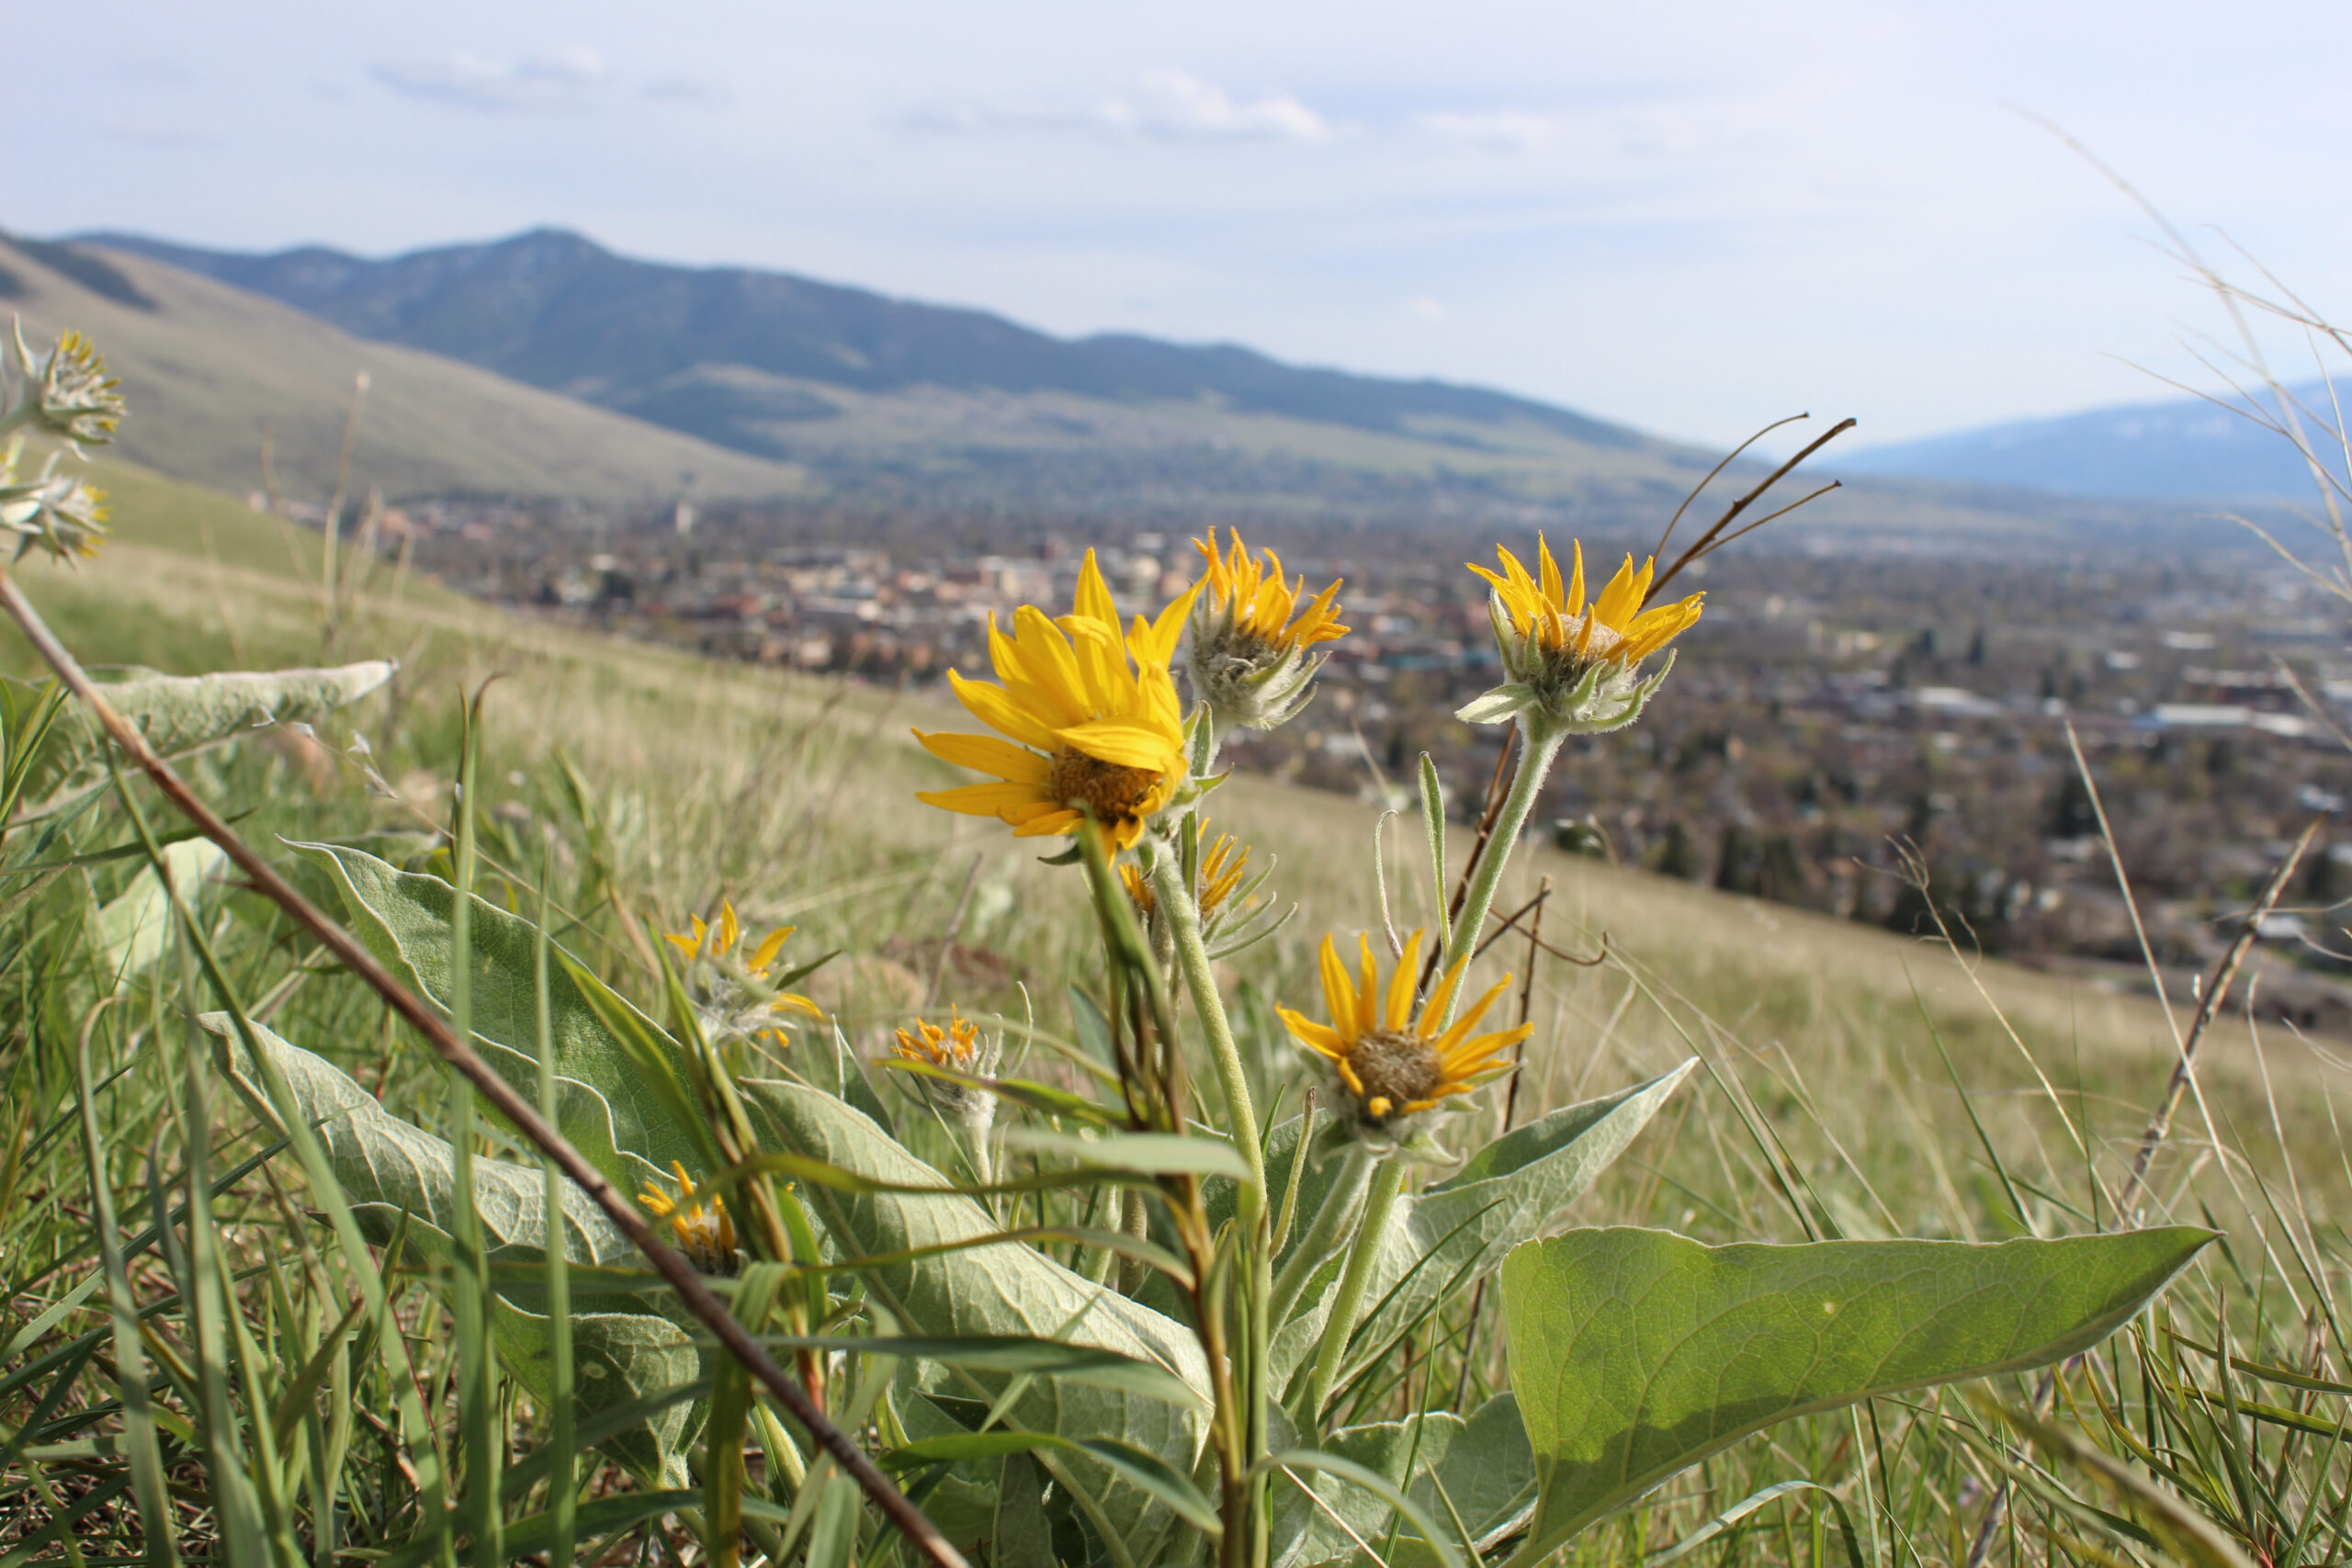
[671,1208,739,1276]
[1536,612,1623,661]
[1050,748,1161,825]
[1347,1030,1447,1122]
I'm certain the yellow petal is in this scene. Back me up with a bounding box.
[917,728,1053,784]
[1566,539,1586,616]
[663,931,699,959]
[1356,934,1379,1041]
[1012,808,1082,838]
[1537,536,1563,609]
[749,925,794,974]
[1133,578,1204,670]
[1436,978,1515,1055]
[1385,931,1422,1032]
[1278,1007,1346,1059]
[1592,554,1645,629]
[1055,719,1180,772]
[717,901,740,958]
[1073,549,1119,629]
[1419,956,1468,1037]
[1004,606,1090,721]
[946,669,1059,750]
[916,781,1053,819]
[1317,934,1357,1041]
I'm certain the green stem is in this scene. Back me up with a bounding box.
[1268,1144,1374,1325]
[1150,849,1266,1217]
[1438,720,1566,1027]
[1302,1159,1406,1424]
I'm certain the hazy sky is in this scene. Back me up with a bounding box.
[12,1,2348,448]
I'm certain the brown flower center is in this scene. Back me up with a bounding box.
[1050,748,1161,825]
[1347,1030,1446,1122]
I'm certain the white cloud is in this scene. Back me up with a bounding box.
[371,45,611,114]
[1407,297,1448,321]
[1114,71,1333,143]
[910,70,1334,145]
[641,75,731,108]
[1415,108,1559,153]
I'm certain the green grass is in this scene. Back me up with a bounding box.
[1,491,2346,1565]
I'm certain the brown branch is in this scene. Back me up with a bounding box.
[2114,818,2319,1223]
[1647,417,1857,604]
[0,568,968,1568]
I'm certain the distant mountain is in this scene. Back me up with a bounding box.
[1834,382,2352,504]
[32,225,2237,543]
[0,233,809,503]
[84,228,1651,459]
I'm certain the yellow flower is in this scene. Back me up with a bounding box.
[1121,823,1253,919]
[914,550,1200,850]
[1469,536,1702,668]
[1194,527,1347,653]
[1187,528,1346,729]
[1277,931,1530,1131]
[1458,536,1703,732]
[663,899,821,1035]
[892,1010,985,1071]
[639,1160,739,1274]
[891,1010,1001,1122]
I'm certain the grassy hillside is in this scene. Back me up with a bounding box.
[6,463,2339,1563]
[0,236,810,505]
[11,467,2279,1129]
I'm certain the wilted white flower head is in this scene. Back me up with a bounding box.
[0,437,109,563]
[9,323,125,451]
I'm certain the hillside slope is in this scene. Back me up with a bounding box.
[0,235,809,505]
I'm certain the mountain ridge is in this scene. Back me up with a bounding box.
[1833,379,2351,503]
[82,227,1659,460]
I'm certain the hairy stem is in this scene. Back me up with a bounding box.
[1267,1144,1374,1325]
[1438,721,1566,1026]
[1150,849,1266,1216]
[1302,1158,1406,1426]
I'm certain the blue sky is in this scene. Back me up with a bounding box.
[13,1,2350,447]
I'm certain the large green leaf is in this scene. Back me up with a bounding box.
[746,1077,1210,1555]
[1237,1062,1694,1395]
[1500,1225,2216,1564]
[199,1012,702,1479]
[296,840,688,1190]
[1269,1395,1532,1568]
[97,838,225,987]
[41,660,396,784]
